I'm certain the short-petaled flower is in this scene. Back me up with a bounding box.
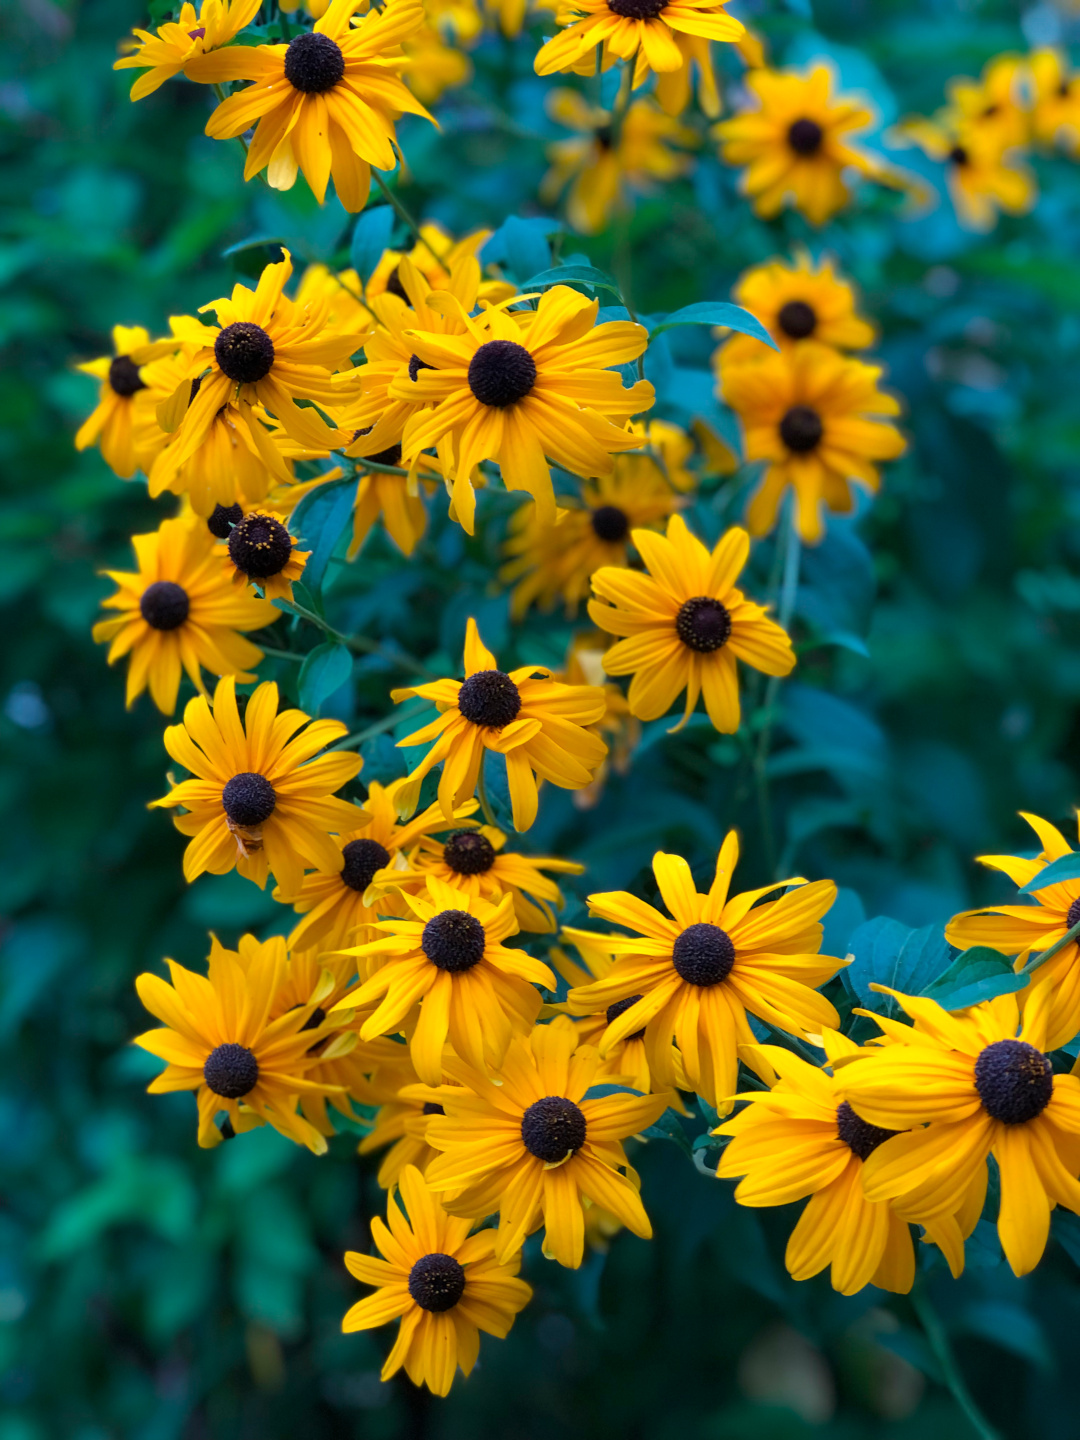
[219,511,310,602]
[75,325,176,479]
[114,0,261,100]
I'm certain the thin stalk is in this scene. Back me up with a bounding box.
[349,456,445,486]
[1021,913,1080,975]
[911,1282,1000,1440]
[327,701,429,752]
[258,645,307,662]
[283,600,440,681]
[371,171,447,270]
[609,61,634,134]
[477,760,499,829]
[753,504,801,879]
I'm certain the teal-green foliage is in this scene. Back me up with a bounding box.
[5,0,1080,1435]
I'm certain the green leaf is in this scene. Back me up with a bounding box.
[582,1083,642,1100]
[641,1107,694,1158]
[520,264,622,297]
[843,918,953,1014]
[290,477,355,591]
[1018,851,1080,892]
[298,642,352,716]
[349,205,395,284]
[922,946,1027,1011]
[648,302,777,350]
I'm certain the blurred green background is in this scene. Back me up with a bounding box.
[7,0,1080,1435]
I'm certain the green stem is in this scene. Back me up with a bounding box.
[609,61,634,134]
[911,1283,1000,1440]
[753,504,801,879]
[258,645,307,662]
[327,701,429,753]
[371,171,447,270]
[1021,914,1080,975]
[283,600,440,681]
[477,760,499,829]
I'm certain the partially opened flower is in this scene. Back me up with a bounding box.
[220,511,309,602]
[133,934,353,1152]
[392,617,608,831]
[721,341,905,543]
[151,675,365,894]
[342,1165,531,1395]
[114,0,261,100]
[588,516,795,732]
[566,834,843,1111]
[837,982,1080,1278]
[332,875,555,1084]
[75,325,175,479]
[718,251,875,368]
[945,811,1080,1052]
[93,516,277,714]
[185,0,434,211]
[420,1019,670,1267]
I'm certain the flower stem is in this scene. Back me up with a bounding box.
[283,599,441,681]
[1021,913,1080,975]
[327,701,429,752]
[371,171,447,270]
[911,1282,1000,1440]
[477,759,499,829]
[754,502,801,879]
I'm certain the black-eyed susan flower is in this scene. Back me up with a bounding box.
[566,835,843,1111]
[218,511,310,602]
[394,285,654,535]
[420,1019,670,1267]
[157,250,357,472]
[348,451,430,558]
[392,618,608,831]
[588,516,794,733]
[93,516,277,714]
[362,224,510,308]
[1029,48,1080,156]
[837,982,1080,1278]
[133,933,354,1152]
[500,451,682,619]
[896,112,1035,232]
[276,778,479,953]
[331,876,555,1084]
[713,1033,967,1295]
[714,64,902,225]
[151,675,365,894]
[540,89,697,236]
[392,824,583,933]
[719,251,875,368]
[721,341,905,544]
[342,1165,531,1395]
[946,812,1080,1053]
[945,51,1029,153]
[355,1049,460,1187]
[533,0,743,96]
[75,325,175,479]
[185,0,433,212]
[114,0,261,99]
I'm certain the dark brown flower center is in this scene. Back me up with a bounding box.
[779,405,824,453]
[222,772,276,827]
[949,145,970,167]
[672,923,735,986]
[974,1039,1053,1124]
[139,580,189,631]
[203,1042,259,1098]
[521,1095,587,1162]
[777,300,817,339]
[606,993,645,1041]
[408,1252,466,1312]
[787,118,824,156]
[283,30,345,94]
[385,266,409,302]
[675,596,732,653]
[408,353,432,381]
[207,502,243,539]
[215,322,275,385]
[591,505,630,542]
[228,513,293,580]
[606,0,667,16]
[835,1100,899,1160]
[422,1101,445,1116]
[443,830,497,876]
[421,909,486,972]
[108,354,146,397]
[340,838,391,893]
[457,669,522,729]
[467,339,537,408]
[1066,897,1080,930]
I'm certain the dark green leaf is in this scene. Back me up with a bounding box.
[349,205,395,284]
[520,264,622,297]
[1018,851,1080,892]
[290,477,355,591]
[922,946,1027,1010]
[648,302,777,349]
[298,643,352,716]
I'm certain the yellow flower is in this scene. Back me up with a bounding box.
[276,777,479,952]
[946,51,1030,153]
[566,835,843,1110]
[500,444,683,619]
[533,0,743,96]
[151,675,365,893]
[1029,48,1080,156]
[718,251,875,368]
[355,1049,460,1186]
[133,933,354,1152]
[114,0,261,100]
[293,261,376,342]
[896,113,1035,232]
[945,811,1080,1053]
[157,251,358,479]
[715,1034,929,1296]
[588,515,795,732]
[74,325,175,479]
[540,89,697,235]
[652,26,765,119]
[836,982,1080,1278]
[349,457,430,558]
[422,0,484,44]
[404,24,473,105]
[342,1165,531,1395]
[364,224,506,305]
[218,511,310,602]
[185,0,433,210]
[391,824,583,932]
[333,875,556,1084]
[394,284,654,534]
[721,341,905,544]
[714,64,902,225]
[420,1019,670,1267]
[93,516,277,714]
[392,617,608,831]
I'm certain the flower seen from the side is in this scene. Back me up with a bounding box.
[588,516,795,732]
[151,675,365,893]
[75,325,175,479]
[342,1165,531,1395]
[404,24,473,105]
[392,618,608,831]
[721,341,905,543]
[114,0,261,100]
[720,251,875,367]
[93,516,277,714]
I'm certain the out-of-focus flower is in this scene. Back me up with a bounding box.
[1028,48,1080,155]
[75,325,176,478]
[114,0,261,100]
[896,112,1035,231]
[718,251,875,368]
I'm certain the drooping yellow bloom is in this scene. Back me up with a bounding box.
[74,325,176,479]
[714,64,902,225]
[566,835,843,1111]
[1029,48,1080,156]
[534,0,743,97]
[349,456,431,558]
[394,284,654,535]
[342,1165,531,1395]
[588,516,795,732]
[218,511,310,602]
[895,113,1035,232]
[540,89,697,236]
[93,516,277,714]
[721,341,905,544]
[133,934,354,1153]
[392,618,608,831]
[114,0,261,100]
[185,0,434,211]
[718,251,875,368]
[945,812,1080,1053]
[391,824,583,932]
[151,675,365,894]
[837,982,1080,1278]
[332,875,555,1084]
[716,1034,940,1296]
[500,449,683,619]
[276,778,479,953]
[420,1019,670,1267]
